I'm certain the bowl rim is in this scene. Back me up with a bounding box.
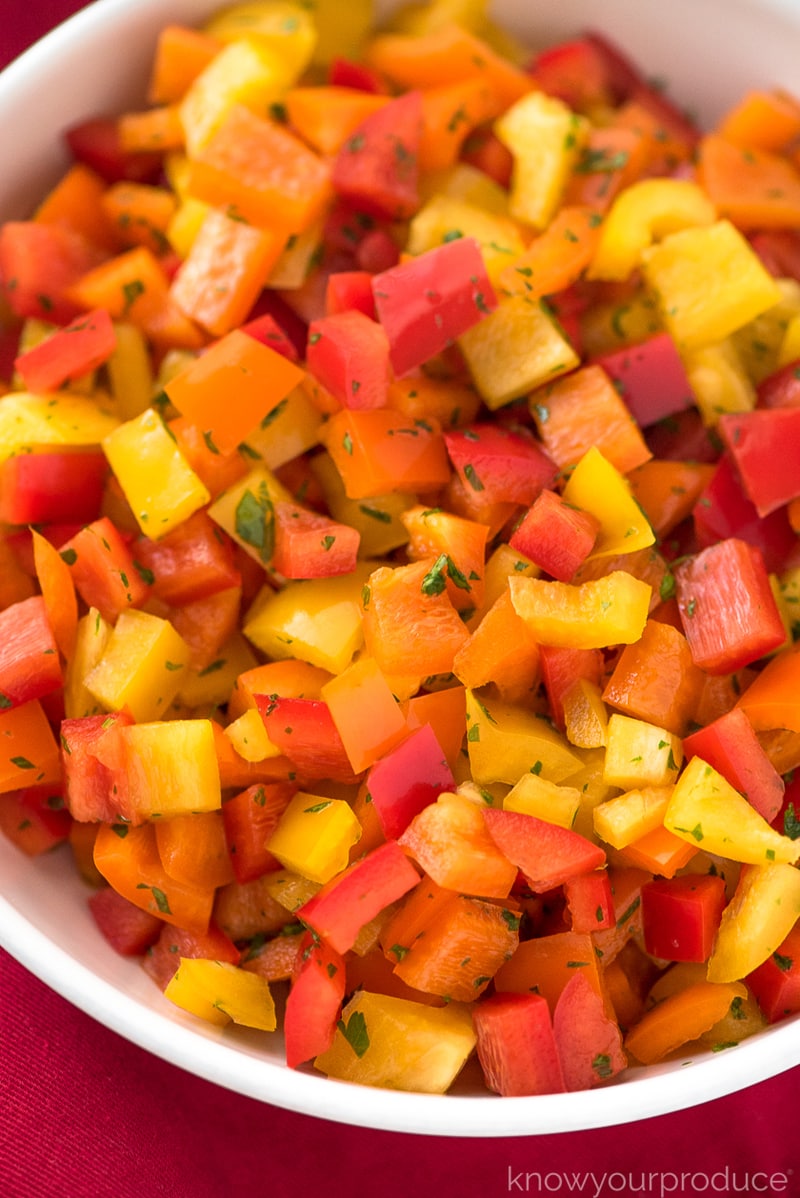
[2,0,800,1138]
[3,884,800,1136]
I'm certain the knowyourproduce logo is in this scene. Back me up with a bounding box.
[506,1167,793,1197]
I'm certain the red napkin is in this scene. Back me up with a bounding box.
[1,7,799,1198]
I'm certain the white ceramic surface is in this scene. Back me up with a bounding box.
[1,0,800,1137]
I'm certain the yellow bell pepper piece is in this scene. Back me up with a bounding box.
[479,544,539,616]
[733,277,800,385]
[266,791,362,883]
[562,679,608,749]
[592,785,673,850]
[420,162,510,215]
[241,383,323,471]
[165,958,276,1030]
[63,608,111,719]
[407,195,524,288]
[102,407,210,538]
[106,323,154,420]
[458,295,580,409]
[588,179,716,282]
[166,196,211,257]
[207,465,292,567]
[84,609,192,722]
[562,446,655,560]
[263,868,321,912]
[180,37,298,156]
[495,92,589,230]
[0,391,119,464]
[642,219,783,351]
[203,1,317,75]
[509,571,651,651]
[665,756,800,865]
[310,451,413,558]
[503,772,581,829]
[682,339,756,426]
[778,311,800,368]
[266,219,325,290]
[707,863,800,983]
[385,0,488,37]
[176,632,259,709]
[115,719,221,818]
[465,688,583,786]
[315,990,476,1093]
[224,707,283,763]
[602,714,682,790]
[243,564,372,674]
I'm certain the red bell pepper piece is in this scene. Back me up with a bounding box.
[88,886,164,955]
[331,90,422,221]
[552,972,627,1090]
[594,333,695,428]
[14,308,117,393]
[757,360,800,410]
[65,116,162,184]
[564,869,616,933]
[221,781,296,884]
[325,271,377,320]
[537,646,604,732]
[641,874,727,962]
[444,422,557,506]
[239,312,300,362]
[683,707,785,823]
[0,596,62,711]
[717,408,800,517]
[296,840,420,953]
[307,309,391,409]
[60,516,151,623]
[271,502,361,579]
[0,785,71,856]
[366,722,455,840]
[0,221,106,324]
[60,710,136,824]
[483,808,606,893]
[134,511,240,606]
[529,38,617,111]
[328,57,387,95]
[746,924,800,1024]
[583,31,701,148]
[646,408,721,464]
[749,230,800,283]
[372,237,496,377]
[509,488,600,582]
[355,228,399,274]
[675,537,786,674]
[255,694,361,784]
[693,455,796,574]
[142,920,241,990]
[472,992,566,1096]
[0,451,107,526]
[284,932,347,1068]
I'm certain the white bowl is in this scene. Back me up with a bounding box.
[2,0,800,1137]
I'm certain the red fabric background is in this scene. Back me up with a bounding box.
[1,7,799,1197]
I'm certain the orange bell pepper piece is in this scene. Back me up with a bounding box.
[453,589,541,705]
[147,24,222,106]
[735,642,800,733]
[94,821,215,934]
[602,619,705,737]
[697,135,800,230]
[495,930,606,1014]
[625,980,747,1064]
[715,89,800,153]
[31,529,78,661]
[362,560,469,677]
[154,809,235,891]
[530,364,651,475]
[34,163,119,252]
[284,86,390,156]
[118,105,185,155]
[187,104,332,234]
[101,182,178,256]
[169,210,284,336]
[322,408,451,499]
[164,328,305,453]
[499,206,602,301]
[0,699,62,794]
